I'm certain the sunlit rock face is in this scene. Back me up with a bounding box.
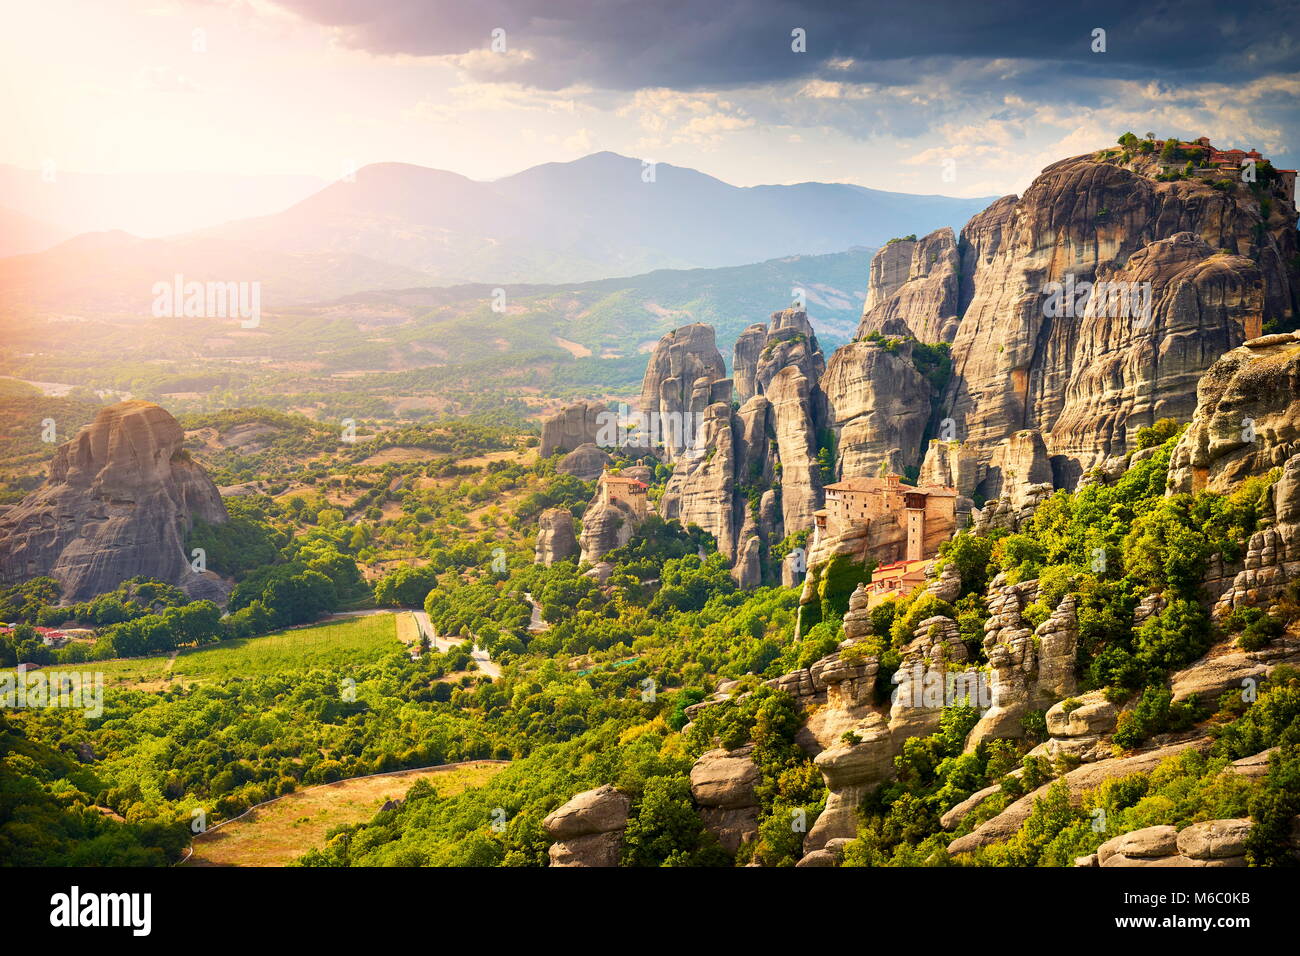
[943,153,1295,484]
[0,400,230,602]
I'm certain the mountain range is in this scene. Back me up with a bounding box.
[195,152,992,287]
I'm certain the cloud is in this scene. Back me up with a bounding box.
[260,0,1299,91]
[619,89,754,147]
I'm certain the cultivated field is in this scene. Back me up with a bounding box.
[184,760,508,867]
[15,613,404,690]
[173,613,400,679]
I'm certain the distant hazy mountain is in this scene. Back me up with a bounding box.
[0,230,429,314]
[333,245,875,357]
[199,152,994,286]
[0,207,69,258]
[0,165,325,238]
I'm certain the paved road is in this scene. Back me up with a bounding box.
[524,592,550,633]
[412,610,501,678]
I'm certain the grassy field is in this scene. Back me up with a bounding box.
[184,761,508,867]
[173,613,401,679]
[13,613,403,690]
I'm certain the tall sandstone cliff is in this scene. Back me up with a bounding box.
[660,313,827,585]
[0,401,230,602]
[638,323,728,462]
[847,153,1294,495]
[858,228,962,344]
[942,153,1295,482]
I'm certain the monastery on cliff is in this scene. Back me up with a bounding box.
[812,473,958,607]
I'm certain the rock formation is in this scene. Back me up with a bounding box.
[821,338,931,480]
[535,508,578,566]
[858,228,962,343]
[1047,233,1263,480]
[732,324,767,402]
[689,746,761,854]
[660,316,829,586]
[1167,333,1300,495]
[1169,637,1300,701]
[540,401,609,458]
[578,482,645,566]
[863,237,915,313]
[942,152,1295,484]
[1088,819,1255,867]
[542,784,631,867]
[767,366,824,536]
[977,428,1053,506]
[965,578,1078,748]
[919,439,982,501]
[638,323,728,462]
[557,442,610,480]
[947,738,1213,856]
[750,308,827,403]
[0,401,230,603]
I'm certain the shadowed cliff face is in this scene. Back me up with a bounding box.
[0,400,230,602]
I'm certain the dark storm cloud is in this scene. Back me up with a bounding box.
[264,0,1298,90]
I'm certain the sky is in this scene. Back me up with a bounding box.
[2,0,1298,223]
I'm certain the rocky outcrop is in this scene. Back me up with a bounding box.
[977,429,1053,507]
[1048,233,1263,480]
[689,746,761,854]
[804,712,894,852]
[965,579,1078,749]
[535,508,578,566]
[658,367,793,588]
[638,323,728,462]
[920,439,983,501]
[540,401,608,458]
[795,837,853,867]
[578,494,641,566]
[1032,689,1119,764]
[0,401,229,603]
[1093,819,1253,867]
[944,152,1296,484]
[948,737,1213,856]
[557,442,610,480]
[969,482,1054,535]
[767,605,882,756]
[543,784,631,867]
[1167,334,1300,495]
[768,366,824,536]
[863,237,915,314]
[1208,451,1300,617]
[747,309,826,404]
[732,324,768,402]
[661,402,741,560]
[1169,638,1300,702]
[957,195,1018,316]
[821,339,932,480]
[859,228,962,343]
